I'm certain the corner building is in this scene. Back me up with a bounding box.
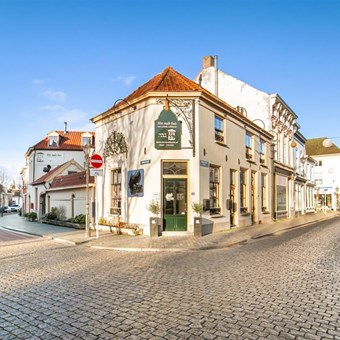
[92,67,273,235]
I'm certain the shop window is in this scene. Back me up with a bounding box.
[214,115,224,143]
[111,168,122,215]
[245,133,253,160]
[240,169,248,213]
[209,165,220,214]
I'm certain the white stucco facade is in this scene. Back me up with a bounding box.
[92,80,273,236]
[195,56,314,218]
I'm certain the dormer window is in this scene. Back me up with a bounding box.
[81,132,94,147]
[82,136,92,146]
[48,135,59,147]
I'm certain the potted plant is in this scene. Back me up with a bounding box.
[192,202,203,237]
[146,199,162,237]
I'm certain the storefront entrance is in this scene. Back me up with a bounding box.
[163,179,187,231]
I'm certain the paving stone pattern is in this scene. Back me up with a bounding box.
[0,219,339,339]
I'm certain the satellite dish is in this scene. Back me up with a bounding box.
[322,139,333,148]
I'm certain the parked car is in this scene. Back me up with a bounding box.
[1,206,11,213]
[10,204,20,212]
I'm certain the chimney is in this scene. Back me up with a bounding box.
[64,122,68,134]
[203,55,215,68]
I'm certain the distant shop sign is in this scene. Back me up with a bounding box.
[154,109,181,150]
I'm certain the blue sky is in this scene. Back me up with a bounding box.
[1,0,339,183]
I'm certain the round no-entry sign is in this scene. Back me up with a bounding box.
[90,154,103,168]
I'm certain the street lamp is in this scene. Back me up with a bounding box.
[83,142,94,238]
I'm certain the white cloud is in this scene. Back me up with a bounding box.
[32,79,46,86]
[39,104,65,111]
[56,108,89,124]
[112,75,136,86]
[43,89,67,102]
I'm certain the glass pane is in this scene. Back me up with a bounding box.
[164,181,175,214]
[176,182,186,214]
[246,133,251,148]
[163,162,187,175]
[215,116,223,130]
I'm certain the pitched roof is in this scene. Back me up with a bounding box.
[94,66,272,139]
[305,137,340,156]
[31,160,84,185]
[49,170,94,190]
[100,66,211,116]
[29,131,95,152]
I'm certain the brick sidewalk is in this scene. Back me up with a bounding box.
[1,211,339,251]
[88,211,340,251]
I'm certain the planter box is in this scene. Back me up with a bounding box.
[194,217,213,237]
[42,220,85,229]
[194,217,203,237]
[97,225,142,236]
[150,217,162,237]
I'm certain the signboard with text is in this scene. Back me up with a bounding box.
[154,109,181,150]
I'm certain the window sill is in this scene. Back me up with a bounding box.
[209,208,221,215]
[210,214,225,219]
[214,141,229,148]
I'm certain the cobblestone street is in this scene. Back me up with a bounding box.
[1,218,340,339]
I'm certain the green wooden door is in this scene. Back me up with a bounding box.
[163,179,187,231]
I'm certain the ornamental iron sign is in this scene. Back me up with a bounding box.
[103,131,128,158]
[154,109,181,150]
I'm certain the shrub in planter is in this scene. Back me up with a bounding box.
[73,214,85,224]
[45,210,58,220]
[28,212,37,221]
[146,199,161,237]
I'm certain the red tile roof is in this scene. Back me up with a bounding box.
[100,66,213,115]
[49,170,94,189]
[31,163,65,185]
[31,159,84,185]
[94,66,271,139]
[32,131,95,151]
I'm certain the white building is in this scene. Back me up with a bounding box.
[23,124,94,219]
[306,137,340,211]
[91,67,274,235]
[196,55,314,219]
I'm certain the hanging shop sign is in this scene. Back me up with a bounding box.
[154,109,181,150]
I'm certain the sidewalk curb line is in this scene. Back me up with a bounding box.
[90,246,187,252]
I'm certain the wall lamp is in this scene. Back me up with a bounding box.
[252,119,265,129]
[112,98,137,114]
